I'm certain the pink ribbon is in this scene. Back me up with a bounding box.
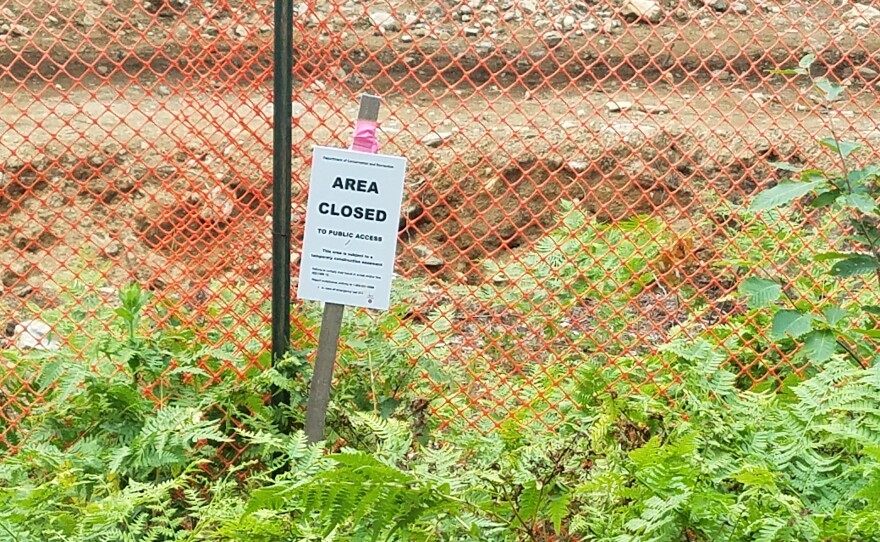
[350,119,379,154]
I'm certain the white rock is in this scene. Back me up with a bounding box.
[475,40,495,55]
[422,131,455,147]
[844,4,880,29]
[412,244,444,268]
[543,30,563,47]
[404,13,419,26]
[731,2,748,14]
[14,320,60,351]
[559,14,576,32]
[601,18,620,33]
[369,11,400,32]
[621,0,663,24]
[568,160,589,172]
[605,100,634,112]
[705,0,729,12]
[520,0,538,15]
[199,186,235,222]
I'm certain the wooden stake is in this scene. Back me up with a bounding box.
[304,94,381,444]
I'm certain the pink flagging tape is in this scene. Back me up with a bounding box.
[351,120,379,154]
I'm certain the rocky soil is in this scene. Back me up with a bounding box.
[1,0,880,319]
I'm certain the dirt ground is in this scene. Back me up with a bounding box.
[2,0,880,330]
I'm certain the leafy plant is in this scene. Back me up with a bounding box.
[745,55,880,368]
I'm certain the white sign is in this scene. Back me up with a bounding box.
[297,146,407,310]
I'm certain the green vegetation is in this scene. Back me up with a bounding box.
[1,55,879,541]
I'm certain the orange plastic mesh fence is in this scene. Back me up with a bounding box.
[1,0,878,443]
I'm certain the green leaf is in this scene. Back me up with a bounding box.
[821,306,849,326]
[854,328,880,339]
[548,491,571,534]
[830,254,880,277]
[803,330,836,363]
[768,161,803,173]
[810,190,841,208]
[814,252,849,262]
[840,193,877,214]
[798,53,816,69]
[739,277,782,309]
[819,138,862,159]
[816,78,845,101]
[771,310,813,340]
[768,68,804,76]
[848,166,880,186]
[862,305,880,315]
[750,180,824,211]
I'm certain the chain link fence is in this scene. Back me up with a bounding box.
[1,0,879,443]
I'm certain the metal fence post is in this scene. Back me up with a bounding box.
[271,0,294,408]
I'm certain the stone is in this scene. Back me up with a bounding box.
[464,25,482,37]
[559,14,576,32]
[621,0,663,24]
[731,2,748,14]
[543,30,563,47]
[198,186,235,223]
[705,0,729,12]
[400,33,413,43]
[475,40,495,55]
[712,69,733,81]
[467,0,484,9]
[568,160,589,172]
[369,11,400,32]
[581,18,598,32]
[422,131,455,147]
[460,5,473,15]
[844,4,880,29]
[605,100,634,112]
[8,23,29,36]
[404,13,419,26]
[14,320,60,351]
[645,104,670,114]
[156,84,172,97]
[601,18,620,33]
[520,0,538,15]
[858,66,879,80]
[503,11,518,22]
[412,244,444,268]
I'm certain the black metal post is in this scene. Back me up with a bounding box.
[271,0,294,407]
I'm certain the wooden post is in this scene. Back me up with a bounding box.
[304,94,382,444]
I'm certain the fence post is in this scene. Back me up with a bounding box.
[304,94,382,444]
[270,0,294,408]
